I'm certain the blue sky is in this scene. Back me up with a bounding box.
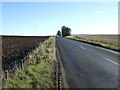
[2,2,118,36]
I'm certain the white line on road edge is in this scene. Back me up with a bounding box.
[105,58,120,66]
[80,42,119,54]
[80,46,86,49]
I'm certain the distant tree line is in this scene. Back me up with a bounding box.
[57,26,71,37]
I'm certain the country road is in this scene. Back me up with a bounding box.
[56,37,119,88]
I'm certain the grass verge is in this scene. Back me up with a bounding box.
[2,37,56,88]
[66,36,120,52]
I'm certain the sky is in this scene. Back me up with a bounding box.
[2,2,118,36]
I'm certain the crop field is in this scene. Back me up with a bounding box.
[67,34,119,51]
[76,34,119,46]
[2,36,50,71]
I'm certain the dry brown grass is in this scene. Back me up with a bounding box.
[3,37,57,88]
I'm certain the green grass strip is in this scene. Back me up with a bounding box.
[3,59,55,88]
[3,37,56,88]
[66,37,120,51]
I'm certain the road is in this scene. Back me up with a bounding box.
[56,37,119,88]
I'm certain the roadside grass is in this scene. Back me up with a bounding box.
[3,37,56,88]
[66,36,120,51]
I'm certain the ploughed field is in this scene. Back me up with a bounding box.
[2,36,50,70]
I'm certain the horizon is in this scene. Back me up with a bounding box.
[1,33,119,37]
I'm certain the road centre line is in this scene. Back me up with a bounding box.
[80,46,86,49]
[79,42,119,54]
[78,41,119,66]
[104,58,120,66]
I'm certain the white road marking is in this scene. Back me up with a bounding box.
[79,42,119,54]
[105,58,120,66]
[80,46,86,49]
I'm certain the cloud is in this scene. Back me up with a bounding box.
[93,10,105,14]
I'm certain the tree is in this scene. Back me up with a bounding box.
[61,26,71,37]
[57,30,61,36]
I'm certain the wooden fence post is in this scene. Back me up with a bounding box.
[5,70,8,80]
[21,60,24,69]
[15,61,18,75]
[15,61,17,71]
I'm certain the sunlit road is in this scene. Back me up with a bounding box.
[56,37,119,88]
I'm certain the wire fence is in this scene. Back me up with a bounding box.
[1,41,46,83]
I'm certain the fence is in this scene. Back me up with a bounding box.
[1,39,49,83]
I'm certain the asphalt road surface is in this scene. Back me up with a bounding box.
[56,37,119,88]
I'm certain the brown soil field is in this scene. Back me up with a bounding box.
[2,36,50,70]
[75,34,119,47]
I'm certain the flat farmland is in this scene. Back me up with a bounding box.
[76,34,119,46]
[2,36,50,70]
[67,34,119,51]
